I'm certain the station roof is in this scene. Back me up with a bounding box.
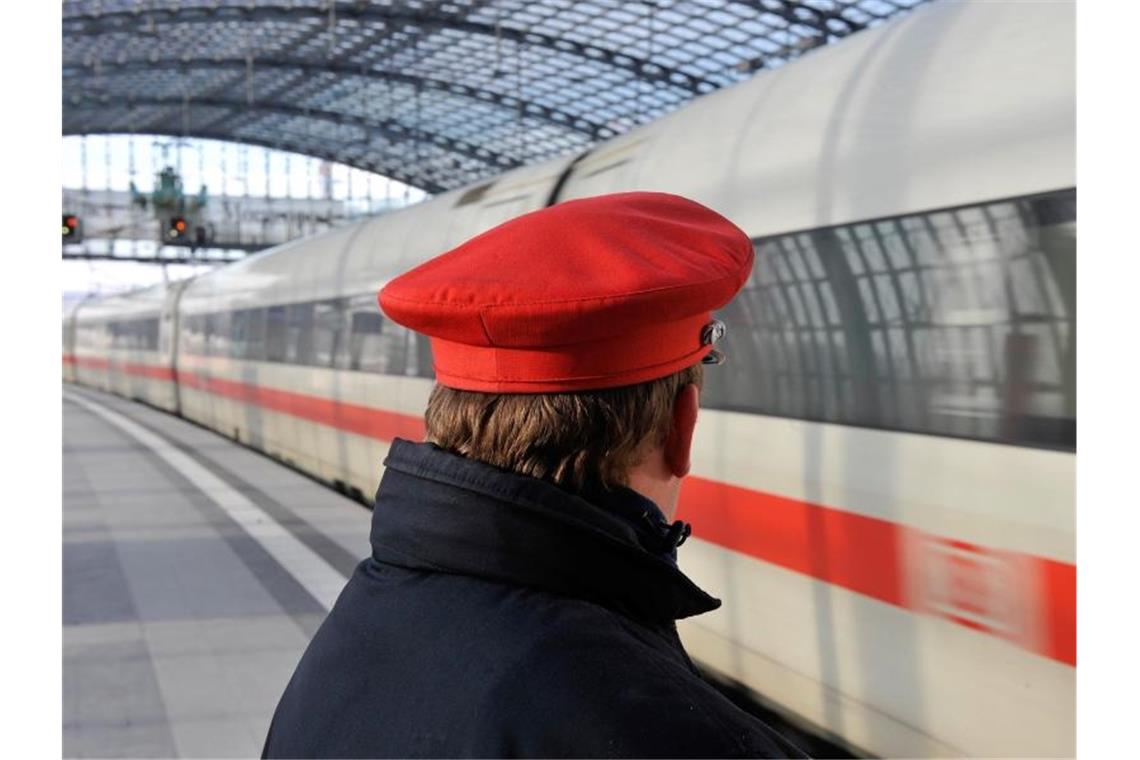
[63,0,927,195]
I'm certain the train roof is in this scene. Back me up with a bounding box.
[556,0,1075,235]
[72,282,172,323]
[178,0,1074,313]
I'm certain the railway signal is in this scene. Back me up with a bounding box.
[62,214,82,243]
[166,216,188,241]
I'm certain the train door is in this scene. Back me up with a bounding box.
[162,279,192,415]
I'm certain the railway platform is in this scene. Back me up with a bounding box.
[62,386,370,758]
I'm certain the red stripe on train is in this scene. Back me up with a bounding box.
[676,477,1076,666]
[676,478,906,607]
[178,371,427,442]
[74,358,1076,666]
[67,354,176,381]
[1039,559,1076,666]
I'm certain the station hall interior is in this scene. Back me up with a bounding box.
[50,0,1099,758]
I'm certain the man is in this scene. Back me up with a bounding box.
[263,192,804,758]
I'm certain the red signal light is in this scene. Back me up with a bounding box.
[167,217,189,240]
[63,214,81,240]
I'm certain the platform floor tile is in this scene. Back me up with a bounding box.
[63,386,373,758]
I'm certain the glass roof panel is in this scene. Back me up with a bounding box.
[64,0,929,195]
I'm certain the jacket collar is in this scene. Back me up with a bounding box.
[369,439,720,623]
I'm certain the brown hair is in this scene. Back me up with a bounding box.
[425,363,704,494]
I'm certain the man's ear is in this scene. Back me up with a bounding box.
[664,383,700,478]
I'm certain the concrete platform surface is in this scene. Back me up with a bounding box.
[63,386,372,759]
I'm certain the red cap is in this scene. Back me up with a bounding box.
[378,191,753,393]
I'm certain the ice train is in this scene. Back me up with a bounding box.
[64,1,1076,756]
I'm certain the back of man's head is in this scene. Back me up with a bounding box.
[424,362,703,495]
[379,191,752,505]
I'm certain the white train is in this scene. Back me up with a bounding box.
[63,1,1076,756]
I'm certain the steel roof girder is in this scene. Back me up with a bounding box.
[65,94,524,172]
[62,2,717,94]
[63,56,616,139]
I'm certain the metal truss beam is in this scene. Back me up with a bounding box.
[66,95,524,180]
[64,57,615,140]
[62,3,717,94]
[754,0,868,36]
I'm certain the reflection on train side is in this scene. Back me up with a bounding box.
[708,189,1075,449]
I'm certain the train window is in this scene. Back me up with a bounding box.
[180,315,201,356]
[197,315,208,355]
[265,305,288,363]
[349,311,385,372]
[246,308,268,362]
[312,299,346,368]
[421,333,435,378]
[406,331,434,378]
[177,317,189,354]
[83,322,100,351]
[344,295,403,374]
[203,314,215,356]
[208,312,232,358]
[201,314,211,355]
[231,310,250,359]
[201,315,212,356]
[378,319,410,376]
[385,331,435,378]
[286,303,314,365]
[116,319,151,351]
[702,188,1076,450]
[378,319,410,373]
[196,314,208,356]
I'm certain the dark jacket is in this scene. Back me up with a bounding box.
[263,439,804,759]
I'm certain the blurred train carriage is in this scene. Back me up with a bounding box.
[63,2,1076,757]
[66,282,183,412]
